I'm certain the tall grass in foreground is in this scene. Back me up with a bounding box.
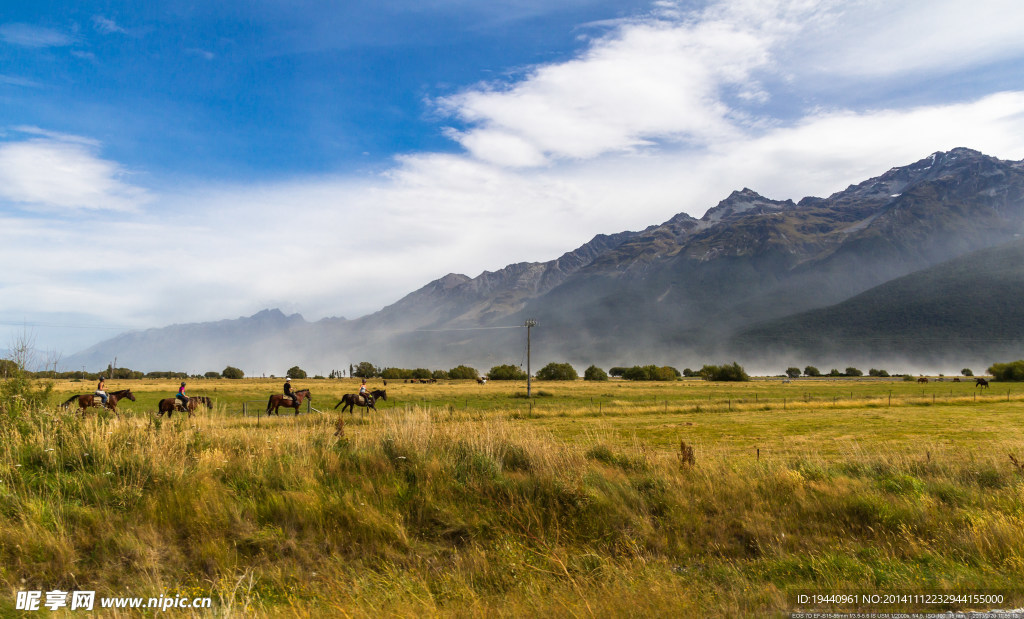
[1,403,1024,616]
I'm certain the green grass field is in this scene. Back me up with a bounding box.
[2,376,1023,616]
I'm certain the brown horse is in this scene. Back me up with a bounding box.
[334,389,387,414]
[61,388,135,414]
[917,377,929,383]
[266,389,311,416]
[156,395,212,418]
[976,377,990,388]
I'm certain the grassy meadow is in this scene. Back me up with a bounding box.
[2,376,1024,616]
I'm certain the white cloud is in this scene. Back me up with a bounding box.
[0,129,148,212]
[788,0,1024,78]
[92,16,126,35]
[0,23,74,48]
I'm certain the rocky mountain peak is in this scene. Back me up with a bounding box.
[700,188,795,223]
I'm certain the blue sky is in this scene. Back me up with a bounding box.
[3,0,1024,364]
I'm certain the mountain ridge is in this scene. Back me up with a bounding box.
[64,147,1024,374]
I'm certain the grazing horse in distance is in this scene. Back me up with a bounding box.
[334,389,387,414]
[917,377,929,383]
[156,395,211,418]
[266,389,311,416]
[953,377,961,383]
[976,377,990,388]
[61,389,135,414]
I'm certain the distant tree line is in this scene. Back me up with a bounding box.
[989,360,1024,381]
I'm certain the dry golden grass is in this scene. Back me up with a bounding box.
[1,377,1023,616]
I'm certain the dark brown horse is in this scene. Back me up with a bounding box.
[976,377,990,388]
[917,377,929,383]
[266,389,311,416]
[61,388,135,414]
[157,395,212,418]
[334,389,387,414]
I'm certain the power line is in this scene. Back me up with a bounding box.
[412,325,526,332]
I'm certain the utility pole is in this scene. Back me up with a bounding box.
[525,319,537,398]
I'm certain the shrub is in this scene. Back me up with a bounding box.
[411,368,433,380]
[431,369,449,380]
[203,371,221,379]
[804,366,821,377]
[448,365,479,380]
[845,367,863,377]
[352,362,379,378]
[583,365,609,381]
[381,368,411,380]
[286,366,307,379]
[488,364,528,380]
[828,368,843,377]
[988,360,1024,382]
[961,368,974,377]
[621,365,679,381]
[785,367,801,378]
[536,363,578,381]
[608,367,627,377]
[222,366,244,379]
[682,368,696,377]
[699,362,750,382]
[868,368,890,377]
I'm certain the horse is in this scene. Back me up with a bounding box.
[334,389,387,414]
[266,389,311,416]
[61,388,135,414]
[953,377,961,383]
[156,395,212,418]
[976,377,989,388]
[917,377,929,383]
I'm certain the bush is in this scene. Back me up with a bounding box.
[488,364,528,380]
[203,371,221,379]
[988,360,1024,382]
[411,368,433,380]
[381,368,411,380]
[352,362,379,378]
[286,366,307,379]
[699,362,750,382]
[845,367,863,377]
[682,368,696,377]
[583,365,609,381]
[448,365,479,380]
[608,367,627,377]
[961,368,974,377]
[621,365,679,381]
[147,370,189,379]
[431,369,449,380]
[828,369,843,377]
[536,363,578,381]
[804,365,821,377]
[222,366,244,379]
[785,367,801,378]
[868,368,890,377]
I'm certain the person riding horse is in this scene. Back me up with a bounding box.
[176,381,189,411]
[358,379,371,406]
[284,377,298,405]
[95,376,108,406]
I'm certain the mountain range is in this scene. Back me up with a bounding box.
[66,147,1024,375]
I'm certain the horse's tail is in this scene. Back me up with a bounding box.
[333,397,345,410]
[61,394,78,408]
[266,395,275,414]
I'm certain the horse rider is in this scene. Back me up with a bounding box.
[359,379,372,405]
[284,377,297,403]
[176,381,189,411]
[95,376,108,406]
